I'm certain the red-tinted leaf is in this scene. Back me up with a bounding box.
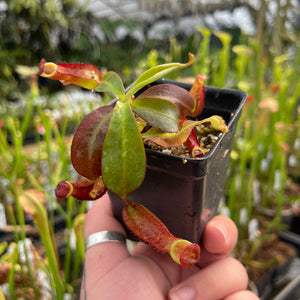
[71,105,113,180]
[142,116,227,149]
[136,84,194,118]
[142,119,200,148]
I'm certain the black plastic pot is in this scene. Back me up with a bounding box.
[256,256,300,300]
[273,272,300,300]
[280,229,300,256]
[109,78,247,243]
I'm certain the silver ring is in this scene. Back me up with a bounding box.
[85,231,126,250]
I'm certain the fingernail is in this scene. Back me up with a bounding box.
[168,286,196,300]
[215,223,229,243]
[209,219,229,245]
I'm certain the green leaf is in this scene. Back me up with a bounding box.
[124,53,194,102]
[102,101,146,199]
[94,71,125,100]
[131,98,179,132]
[0,242,7,257]
[142,116,228,148]
[142,119,201,148]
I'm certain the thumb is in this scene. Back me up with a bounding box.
[82,194,129,297]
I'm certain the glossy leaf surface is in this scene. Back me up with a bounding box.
[142,119,201,148]
[124,53,194,102]
[142,116,228,148]
[102,101,146,199]
[131,97,179,132]
[71,105,114,180]
[94,71,125,100]
[135,84,195,118]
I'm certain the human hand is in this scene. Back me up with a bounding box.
[81,193,259,300]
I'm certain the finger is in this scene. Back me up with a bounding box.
[202,215,238,254]
[84,193,129,281]
[168,257,248,300]
[223,290,260,300]
[199,215,238,267]
[131,241,188,285]
[84,193,125,238]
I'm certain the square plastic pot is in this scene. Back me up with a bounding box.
[109,78,247,243]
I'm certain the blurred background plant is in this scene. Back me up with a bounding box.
[0,0,300,299]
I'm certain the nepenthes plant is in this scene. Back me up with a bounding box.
[39,54,228,268]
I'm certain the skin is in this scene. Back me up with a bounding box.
[81,194,260,300]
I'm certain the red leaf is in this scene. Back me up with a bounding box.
[71,105,113,180]
[142,119,200,148]
[136,83,194,118]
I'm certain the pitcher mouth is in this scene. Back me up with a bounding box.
[39,59,57,77]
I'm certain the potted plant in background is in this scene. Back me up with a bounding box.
[39,53,247,268]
